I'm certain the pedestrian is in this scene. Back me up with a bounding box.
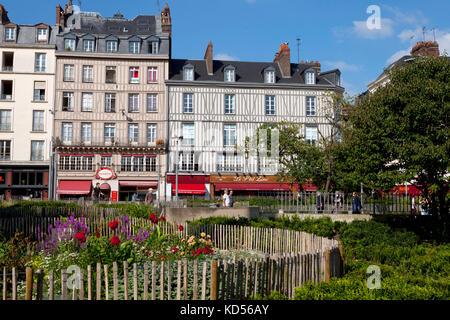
[145,188,154,206]
[419,195,429,215]
[131,192,138,202]
[334,192,343,213]
[229,190,234,208]
[316,191,324,214]
[92,183,102,204]
[222,189,230,207]
[352,192,362,214]
[411,196,418,215]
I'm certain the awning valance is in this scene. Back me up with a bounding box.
[57,180,92,195]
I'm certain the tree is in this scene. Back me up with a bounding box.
[341,56,450,215]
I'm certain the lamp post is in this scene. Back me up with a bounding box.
[173,136,183,201]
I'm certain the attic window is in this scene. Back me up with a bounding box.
[265,70,275,84]
[306,71,315,85]
[37,28,48,41]
[149,41,158,54]
[183,66,194,81]
[224,67,235,82]
[5,27,15,41]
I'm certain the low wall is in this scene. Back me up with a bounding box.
[268,213,373,223]
[164,207,261,225]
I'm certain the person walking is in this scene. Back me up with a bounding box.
[411,196,418,215]
[131,192,138,202]
[352,192,362,214]
[222,190,230,207]
[229,190,234,208]
[419,195,429,215]
[316,192,324,214]
[92,183,102,204]
[145,188,154,206]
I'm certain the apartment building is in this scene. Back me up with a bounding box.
[53,2,171,201]
[0,5,56,200]
[166,42,344,199]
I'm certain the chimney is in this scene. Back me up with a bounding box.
[0,4,10,25]
[56,4,62,27]
[305,60,321,74]
[161,3,172,36]
[274,42,291,78]
[204,41,213,75]
[411,41,440,58]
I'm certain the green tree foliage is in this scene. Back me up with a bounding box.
[339,57,450,215]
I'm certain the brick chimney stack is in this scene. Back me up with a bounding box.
[204,41,213,75]
[0,4,10,25]
[304,60,321,74]
[161,3,172,36]
[411,41,440,57]
[274,42,291,78]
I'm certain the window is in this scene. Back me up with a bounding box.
[1,80,12,101]
[147,124,157,143]
[104,123,115,142]
[81,122,92,143]
[146,94,157,113]
[225,68,235,82]
[129,67,140,84]
[35,53,46,72]
[128,124,139,143]
[106,41,118,53]
[83,39,94,52]
[129,41,140,54]
[32,110,44,131]
[224,95,235,114]
[306,71,315,85]
[2,52,13,71]
[148,67,157,83]
[182,123,194,146]
[183,67,194,81]
[121,155,156,172]
[178,152,196,171]
[5,28,15,41]
[183,93,193,113]
[305,126,318,145]
[37,28,48,41]
[62,123,73,143]
[149,41,158,54]
[306,97,316,116]
[59,155,93,171]
[265,70,275,84]
[106,66,116,83]
[62,92,74,111]
[81,93,93,112]
[265,95,275,115]
[217,153,243,172]
[105,93,116,112]
[0,140,11,160]
[223,124,236,146]
[0,110,11,131]
[82,65,93,82]
[63,64,75,81]
[128,94,139,113]
[101,156,112,167]
[33,81,46,101]
[30,141,44,161]
[64,39,76,51]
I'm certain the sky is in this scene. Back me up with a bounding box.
[3,0,450,96]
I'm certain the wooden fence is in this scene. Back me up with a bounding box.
[0,207,342,300]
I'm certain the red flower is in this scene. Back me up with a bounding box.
[110,235,120,246]
[171,247,178,253]
[75,232,86,243]
[95,230,100,238]
[151,217,159,224]
[161,255,167,260]
[196,248,203,256]
[149,213,156,220]
[109,220,119,230]
[178,225,184,231]
[203,247,212,255]
[160,216,166,221]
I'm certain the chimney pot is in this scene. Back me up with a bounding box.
[204,41,213,75]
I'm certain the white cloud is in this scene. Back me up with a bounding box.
[386,49,411,65]
[323,61,362,72]
[351,18,395,39]
[214,53,239,61]
[382,5,428,26]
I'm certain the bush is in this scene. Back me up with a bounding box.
[11,201,80,209]
[93,203,157,219]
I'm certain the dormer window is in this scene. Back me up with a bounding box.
[183,65,194,81]
[106,40,118,53]
[5,27,15,41]
[306,71,315,85]
[37,28,48,41]
[150,41,158,54]
[224,67,235,82]
[264,68,276,84]
[129,41,140,54]
[64,38,76,51]
[83,39,94,52]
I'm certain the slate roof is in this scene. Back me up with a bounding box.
[169,59,342,87]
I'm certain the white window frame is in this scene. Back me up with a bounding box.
[128,123,139,143]
[32,110,44,132]
[224,94,235,114]
[63,64,74,81]
[62,92,74,111]
[306,71,315,85]
[35,53,46,73]
[106,41,118,53]
[306,96,316,116]
[81,93,93,112]
[105,93,116,112]
[223,124,237,147]
[30,141,44,161]
[64,39,76,51]
[265,70,275,84]
[0,110,11,131]
[265,95,275,115]
[129,67,140,84]
[128,94,139,113]
[183,93,193,113]
[147,94,157,112]
[148,66,158,83]
[225,69,235,82]
[37,28,48,41]
[62,122,73,143]
[5,28,15,41]
[183,67,194,81]
[147,123,157,143]
[182,123,195,146]
[83,39,95,52]
[82,65,93,82]
[305,126,318,145]
[81,122,92,143]
[129,41,140,54]
[104,123,115,141]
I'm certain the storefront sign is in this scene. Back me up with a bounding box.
[0,173,6,185]
[95,168,116,180]
[167,175,210,184]
[111,191,118,202]
[210,174,281,184]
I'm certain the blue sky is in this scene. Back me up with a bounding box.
[4,0,450,95]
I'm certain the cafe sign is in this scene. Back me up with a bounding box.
[95,167,116,180]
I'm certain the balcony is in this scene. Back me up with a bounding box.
[0,94,12,101]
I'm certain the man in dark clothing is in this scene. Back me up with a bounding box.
[92,183,102,204]
[316,192,324,214]
[352,192,362,214]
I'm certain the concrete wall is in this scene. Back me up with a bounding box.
[164,206,261,225]
[270,213,372,223]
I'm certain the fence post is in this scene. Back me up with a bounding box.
[210,260,218,300]
[324,250,330,283]
[338,242,344,278]
[36,269,44,300]
[25,267,33,300]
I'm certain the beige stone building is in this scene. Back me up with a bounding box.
[52,2,171,201]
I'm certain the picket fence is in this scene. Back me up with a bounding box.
[0,207,342,300]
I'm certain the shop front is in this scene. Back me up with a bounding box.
[166,175,210,200]
[0,166,49,200]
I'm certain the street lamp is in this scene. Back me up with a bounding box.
[173,135,183,201]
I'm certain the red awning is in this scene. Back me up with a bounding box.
[119,181,158,187]
[172,183,206,195]
[215,183,294,191]
[57,180,92,195]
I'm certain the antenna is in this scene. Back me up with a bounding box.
[156,0,161,12]
[430,27,436,42]
[296,37,301,64]
[409,35,415,48]
[422,26,426,41]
